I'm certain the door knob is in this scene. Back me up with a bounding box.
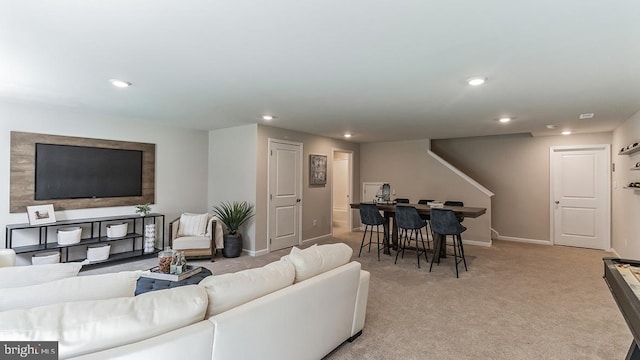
[296,198,301,203]
[555,201,560,204]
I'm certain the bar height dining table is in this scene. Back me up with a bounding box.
[350,202,487,261]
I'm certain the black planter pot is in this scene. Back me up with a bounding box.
[222,233,243,258]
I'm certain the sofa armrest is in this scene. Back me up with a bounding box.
[351,269,370,337]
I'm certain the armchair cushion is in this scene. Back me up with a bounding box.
[177,213,209,237]
[171,214,224,250]
[173,236,211,250]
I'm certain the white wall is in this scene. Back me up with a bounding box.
[360,139,492,245]
[208,124,258,253]
[612,109,640,258]
[1,100,210,262]
[432,132,613,243]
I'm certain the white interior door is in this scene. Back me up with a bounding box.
[268,139,302,251]
[551,145,610,250]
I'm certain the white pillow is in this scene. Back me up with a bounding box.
[177,213,209,237]
[0,270,143,312]
[284,243,353,283]
[0,262,84,289]
[199,259,295,317]
[0,285,208,359]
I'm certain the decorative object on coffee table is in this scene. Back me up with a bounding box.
[141,264,202,282]
[212,201,254,258]
[158,247,174,273]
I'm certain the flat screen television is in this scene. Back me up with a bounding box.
[35,143,143,200]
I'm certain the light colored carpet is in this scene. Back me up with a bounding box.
[82,231,632,360]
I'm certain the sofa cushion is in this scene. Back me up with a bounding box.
[283,243,353,283]
[199,259,295,317]
[0,285,208,359]
[177,213,209,236]
[0,270,143,312]
[0,262,84,289]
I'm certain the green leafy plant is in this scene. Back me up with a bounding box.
[212,201,255,235]
[135,203,151,216]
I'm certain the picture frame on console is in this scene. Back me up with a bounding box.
[27,204,56,225]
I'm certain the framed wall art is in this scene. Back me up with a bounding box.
[309,154,327,185]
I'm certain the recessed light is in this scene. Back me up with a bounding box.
[546,125,557,129]
[344,133,352,138]
[562,131,572,135]
[467,77,486,86]
[262,115,274,121]
[498,117,511,123]
[579,113,595,119]
[110,79,131,88]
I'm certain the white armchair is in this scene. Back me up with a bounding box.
[170,213,224,262]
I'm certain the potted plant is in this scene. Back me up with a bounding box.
[212,201,255,258]
[135,203,151,216]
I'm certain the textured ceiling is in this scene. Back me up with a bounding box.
[2,0,639,142]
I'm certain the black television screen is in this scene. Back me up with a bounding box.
[35,143,143,200]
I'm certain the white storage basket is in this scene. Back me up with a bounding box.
[87,244,111,262]
[32,251,60,265]
[57,226,82,245]
[106,223,128,238]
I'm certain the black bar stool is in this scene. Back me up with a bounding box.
[394,205,429,268]
[429,208,468,278]
[358,203,386,261]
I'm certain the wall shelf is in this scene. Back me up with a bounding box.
[619,142,640,155]
[5,213,164,266]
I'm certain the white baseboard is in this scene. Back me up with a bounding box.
[462,239,492,247]
[332,220,347,227]
[608,247,621,257]
[492,228,551,245]
[245,248,269,257]
[303,234,332,244]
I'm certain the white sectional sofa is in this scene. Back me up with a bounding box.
[0,243,370,360]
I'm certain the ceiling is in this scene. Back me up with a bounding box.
[2,1,640,143]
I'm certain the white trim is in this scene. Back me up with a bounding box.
[462,239,492,247]
[492,227,551,245]
[245,248,269,257]
[427,150,494,197]
[303,234,332,244]
[609,248,621,258]
[496,235,552,246]
[331,148,354,236]
[549,144,611,250]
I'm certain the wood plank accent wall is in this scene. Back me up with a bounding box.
[10,131,155,213]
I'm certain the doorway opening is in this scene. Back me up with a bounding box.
[332,150,353,236]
